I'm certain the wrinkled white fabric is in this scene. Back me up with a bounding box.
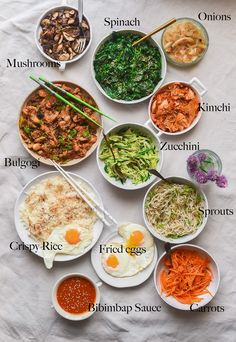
[0,0,236,341]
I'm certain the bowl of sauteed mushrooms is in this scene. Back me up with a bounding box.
[35,4,92,70]
[18,81,102,166]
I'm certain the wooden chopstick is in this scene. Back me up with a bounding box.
[39,76,117,123]
[29,75,103,128]
[51,160,117,227]
[132,18,176,46]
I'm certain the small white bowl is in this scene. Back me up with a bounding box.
[96,122,163,190]
[154,244,220,311]
[148,77,207,136]
[143,176,208,243]
[92,29,167,104]
[35,4,92,71]
[52,273,102,320]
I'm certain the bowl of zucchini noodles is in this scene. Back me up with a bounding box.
[143,176,208,243]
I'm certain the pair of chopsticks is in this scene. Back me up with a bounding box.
[132,18,176,46]
[51,160,117,227]
[29,75,117,128]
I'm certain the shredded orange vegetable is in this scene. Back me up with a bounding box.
[160,249,213,304]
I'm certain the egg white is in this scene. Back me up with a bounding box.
[43,224,92,269]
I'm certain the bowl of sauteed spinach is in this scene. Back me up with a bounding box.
[92,30,167,104]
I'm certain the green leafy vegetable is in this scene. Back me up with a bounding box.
[82,127,90,138]
[68,129,78,139]
[23,126,31,134]
[94,32,162,101]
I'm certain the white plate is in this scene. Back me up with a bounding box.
[14,171,104,262]
[154,244,220,311]
[91,230,158,288]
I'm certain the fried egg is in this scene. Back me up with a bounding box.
[101,242,131,277]
[43,224,92,269]
[118,223,154,250]
[101,224,155,277]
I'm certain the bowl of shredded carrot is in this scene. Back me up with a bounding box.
[148,78,207,136]
[154,244,220,310]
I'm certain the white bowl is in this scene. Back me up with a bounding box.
[52,273,102,320]
[35,3,92,71]
[148,77,207,136]
[154,244,220,311]
[143,176,208,243]
[92,29,167,104]
[96,122,163,190]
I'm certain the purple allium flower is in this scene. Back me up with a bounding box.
[194,170,208,184]
[187,155,199,175]
[207,169,218,181]
[197,152,207,162]
[216,175,228,188]
[187,155,198,166]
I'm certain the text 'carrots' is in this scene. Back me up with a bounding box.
[160,249,213,304]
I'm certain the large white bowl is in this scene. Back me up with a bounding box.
[92,29,167,104]
[52,273,102,320]
[148,77,207,136]
[143,176,208,243]
[18,81,103,166]
[96,122,163,190]
[35,2,92,71]
[154,244,220,311]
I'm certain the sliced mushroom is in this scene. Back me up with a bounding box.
[52,12,59,20]
[63,32,75,42]
[54,34,60,42]
[58,53,70,61]
[41,18,50,26]
[68,18,75,25]
[56,44,63,53]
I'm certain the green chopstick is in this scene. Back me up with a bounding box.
[29,75,103,129]
[39,75,117,123]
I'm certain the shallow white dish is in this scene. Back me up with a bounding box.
[92,29,167,104]
[91,228,158,288]
[143,176,208,244]
[154,244,220,311]
[14,171,104,263]
[18,81,103,167]
[35,2,92,71]
[148,77,207,136]
[96,122,163,190]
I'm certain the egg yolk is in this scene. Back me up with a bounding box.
[106,255,119,268]
[128,230,144,246]
[65,229,80,245]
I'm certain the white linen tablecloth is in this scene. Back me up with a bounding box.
[0,0,236,341]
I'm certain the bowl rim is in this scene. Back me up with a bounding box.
[148,79,205,136]
[34,4,92,67]
[153,244,220,311]
[91,29,167,104]
[142,176,208,243]
[52,273,101,320]
[96,122,164,190]
[161,17,209,67]
[18,80,103,166]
